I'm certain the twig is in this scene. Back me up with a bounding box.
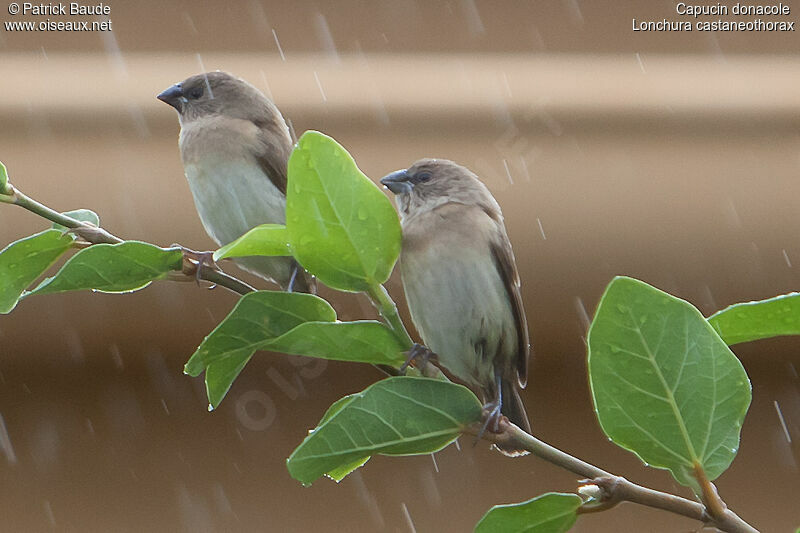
[366,283,414,347]
[2,184,255,296]
[469,420,758,533]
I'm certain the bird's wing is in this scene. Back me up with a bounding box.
[253,121,290,196]
[488,221,530,389]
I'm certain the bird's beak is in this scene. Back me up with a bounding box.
[380,169,413,195]
[157,83,184,111]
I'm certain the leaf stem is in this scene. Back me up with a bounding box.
[366,283,414,348]
[470,420,758,533]
[4,183,255,296]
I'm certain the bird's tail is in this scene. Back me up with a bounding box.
[494,380,531,457]
[501,380,531,433]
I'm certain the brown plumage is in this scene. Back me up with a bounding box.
[158,71,311,293]
[381,159,531,450]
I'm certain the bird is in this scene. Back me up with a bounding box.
[157,71,312,293]
[381,159,531,444]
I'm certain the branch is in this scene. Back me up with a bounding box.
[2,184,255,296]
[469,420,758,533]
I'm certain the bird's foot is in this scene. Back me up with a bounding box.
[174,244,219,285]
[476,399,505,443]
[399,343,438,375]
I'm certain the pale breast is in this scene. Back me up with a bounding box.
[179,116,286,246]
[178,115,292,285]
[400,204,518,390]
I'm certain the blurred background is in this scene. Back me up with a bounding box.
[1,1,798,531]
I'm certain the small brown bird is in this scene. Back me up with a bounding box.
[381,159,531,440]
[157,71,311,292]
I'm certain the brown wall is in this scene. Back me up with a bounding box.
[1,2,798,531]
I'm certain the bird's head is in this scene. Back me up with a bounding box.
[157,71,277,125]
[380,159,499,220]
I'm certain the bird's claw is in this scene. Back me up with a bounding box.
[474,399,504,445]
[400,343,438,375]
[174,244,220,285]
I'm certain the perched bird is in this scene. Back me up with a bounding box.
[157,71,311,292]
[381,159,531,440]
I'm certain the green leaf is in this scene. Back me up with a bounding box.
[264,321,406,366]
[204,354,253,411]
[285,131,402,292]
[588,277,751,487]
[27,241,182,296]
[0,161,8,194]
[0,230,74,313]
[51,209,100,231]
[184,291,336,409]
[475,493,582,533]
[316,394,370,481]
[184,291,336,376]
[708,292,800,345]
[286,377,482,485]
[213,224,291,261]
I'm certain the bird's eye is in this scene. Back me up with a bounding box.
[415,171,432,182]
[188,86,204,99]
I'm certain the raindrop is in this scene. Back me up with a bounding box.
[196,55,214,99]
[313,71,327,102]
[108,344,124,370]
[182,12,198,34]
[502,159,514,185]
[0,413,17,465]
[248,0,269,34]
[536,217,546,240]
[782,249,792,267]
[519,156,531,182]
[430,453,439,473]
[100,21,127,80]
[501,71,512,98]
[272,28,286,61]
[421,470,442,506]
[64,328,85,364]
[43,500,55,526]
[565,0,585,26]
[401,502,417,533]
[351,471,385,527]
[724,198,741,227]
[635,52,647,74]
[774,400,792,443]
[461,0,485,35]
[313,12,339,62]
[574,297,590,332]
[259,70,275,101]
